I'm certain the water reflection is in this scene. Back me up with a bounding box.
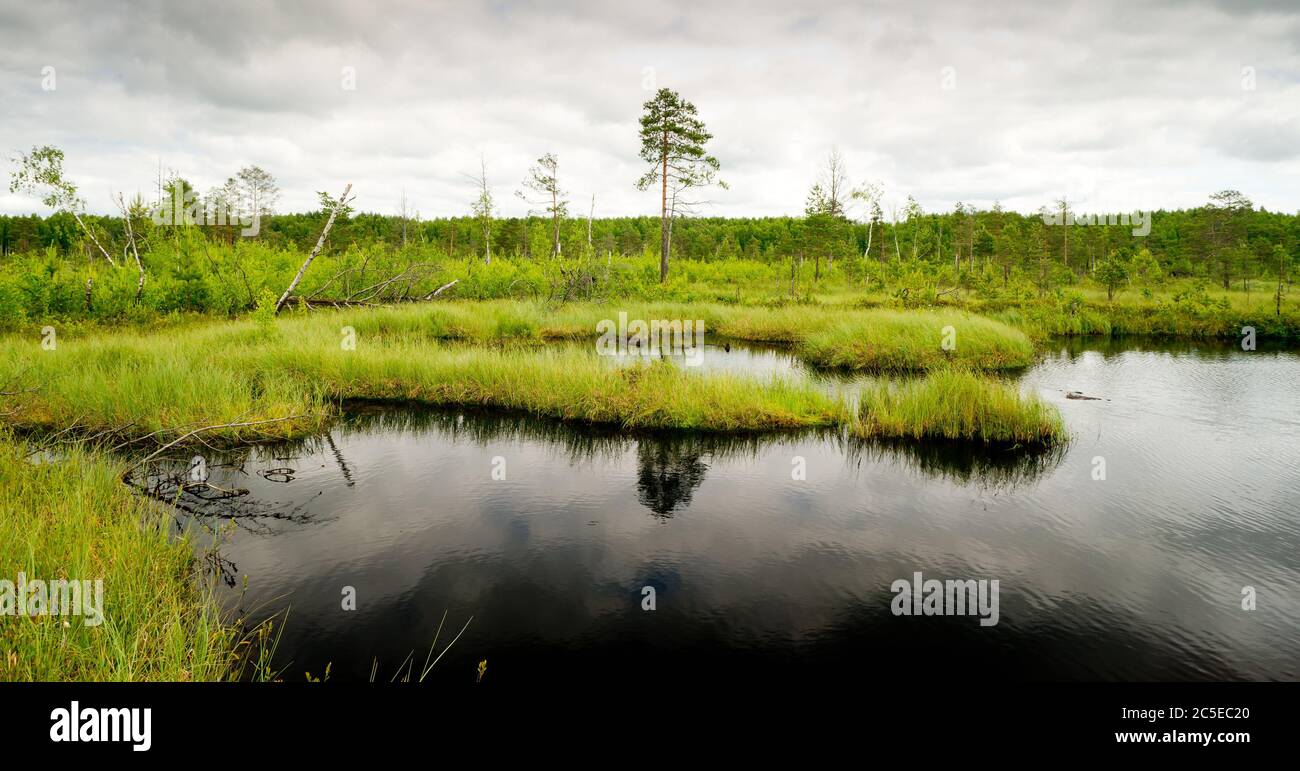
[121,339,1300,683]
[131,406,1059,530]
[844,436,1066,489]
[635,438,710,517]
[131,458,329,538]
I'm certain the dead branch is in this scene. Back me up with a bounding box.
[424,279,458,300]
[305,266,363,300]
[297,299,384,308]
[0,387,39,396]
[346,261,440,303]
[70,210,117,267]
[124,415,310,477]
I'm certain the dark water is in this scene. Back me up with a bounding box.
[142,339,1300,684]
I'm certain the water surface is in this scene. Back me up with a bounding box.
[140,338,1300,684]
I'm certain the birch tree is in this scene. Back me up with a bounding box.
[468,156,495,264]
[852,180,883,263]
[8,145,117,266]
[397,189,412,249]
[114,192,147,303]
[276,183,353,313]
[517,153,566,259]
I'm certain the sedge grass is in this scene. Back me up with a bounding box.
[0,303,1066,446]
[285,300,1038,372]
[797,309,1035,372]
[855,368,1067,446]
[0,308,1067,682]
[0,433,240,680]
[0,312,846,442]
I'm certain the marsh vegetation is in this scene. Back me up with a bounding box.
[2,120,1296,682]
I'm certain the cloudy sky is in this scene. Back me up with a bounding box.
[1,0,1297,220]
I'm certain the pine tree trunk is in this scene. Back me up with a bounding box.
[659,131,669,283]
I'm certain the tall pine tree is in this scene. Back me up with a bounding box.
[636,88,723,282]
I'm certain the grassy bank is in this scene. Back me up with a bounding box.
[0,302,1065,445]
[281,300,1036,372]
[982,285,1300,341]
[856,369,1066,445]
[0,433,239,680]
[0,309,846,441]
[798,310,1034,372]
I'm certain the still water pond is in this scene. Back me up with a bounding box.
[144,339,1300,684]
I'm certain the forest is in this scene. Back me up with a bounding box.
[0,182,1296,330]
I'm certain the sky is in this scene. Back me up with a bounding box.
[0,0,1298,220]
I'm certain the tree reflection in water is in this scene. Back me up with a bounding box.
[634,438,710,518]
[124,404,1061,533]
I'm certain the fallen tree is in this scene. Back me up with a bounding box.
[275,183,353,313]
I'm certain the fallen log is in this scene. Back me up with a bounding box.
[1065,391,1105,401]
[123,414,310,478]
[424,279,458,300]
[276,183,352,313]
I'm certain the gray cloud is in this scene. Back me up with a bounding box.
[1,0,1298,218]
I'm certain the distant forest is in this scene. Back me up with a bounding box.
[3,195,1297,288]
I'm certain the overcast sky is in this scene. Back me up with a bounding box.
[1,0,1298,220]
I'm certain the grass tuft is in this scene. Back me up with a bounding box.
[799,310,1035,372]
[855,368,1067,445]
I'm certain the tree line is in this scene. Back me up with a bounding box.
[4,197,1295,283]
[4,88,1297,299]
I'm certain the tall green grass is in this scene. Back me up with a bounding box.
[856,368,1066,446]
[0,311,846,441]
[0,303,1065,446]
[281,300,1037,373]
[0,434,239,680]
[798,309,1035,372]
